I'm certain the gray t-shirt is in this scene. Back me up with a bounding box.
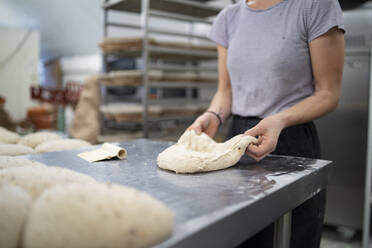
[208,0,345,118]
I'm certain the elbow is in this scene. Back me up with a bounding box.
[329,90,341,112]
[315,88,340,114]
[330,96,340,112]
[328,99,339,113]
[320,90,340,113]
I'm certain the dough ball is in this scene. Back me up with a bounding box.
[18,132,62,149]
[23,182,174,248]
[157,130,257,173]
[35,139,91,153]
[0,144,36,156]
[0,127,20,144]
[0,166,95,200]
[0,156,47,170]
[0,184,32,248]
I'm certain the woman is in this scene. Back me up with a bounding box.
[188,0,345,247]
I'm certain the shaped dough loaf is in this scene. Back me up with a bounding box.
[0,156,47,170]
[0,144,36,156]
[0,166,95,200]
[18,132,62,149]
[157,130,257,173]
[35,139,91,153]
[0,127,20,144]
[0,184,32,248]
[23,182,174,248]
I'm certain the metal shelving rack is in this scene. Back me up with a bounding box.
[102,0,221,138]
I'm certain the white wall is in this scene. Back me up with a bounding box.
[60,55,102,86]
[0,0,103,61]
[0,0,231,60]
[0,27,40,121]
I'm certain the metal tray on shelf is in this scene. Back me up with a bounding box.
[103,0,221,17]
[100,38,217,61]
[100,37,217,53]
[100,70,217,87]
[100,102,208,122]
[105,48,217,61]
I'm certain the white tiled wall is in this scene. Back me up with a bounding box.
[0,27,40,121]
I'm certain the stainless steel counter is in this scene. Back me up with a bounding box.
[23,139,333,248]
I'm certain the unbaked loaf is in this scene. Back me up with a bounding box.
[0,144,36,156]
[0,184,32,248]
[0,156,47,170]
[23,182,174,248]
[18,132,62,148]
[35,139,91,153]
[0,166,95,200]
[0,127,20,144]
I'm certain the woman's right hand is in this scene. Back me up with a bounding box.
[187,112,220,138]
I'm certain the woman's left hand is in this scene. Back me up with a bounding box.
[244,115,285,161]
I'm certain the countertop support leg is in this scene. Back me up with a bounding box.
[274,211,292,248]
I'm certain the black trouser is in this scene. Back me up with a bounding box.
[228,115,326,248]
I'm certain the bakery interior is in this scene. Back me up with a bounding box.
[0,0,371,247]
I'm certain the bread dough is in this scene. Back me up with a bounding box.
[0,144,36,156]
[18,132,62,148]
[35,139,91,153]
[23,182,174,248]
[0,127,20,144]
[0,184,32,248]
[0,156,47,170]
[0,166,95,200]
[157,130,257,173]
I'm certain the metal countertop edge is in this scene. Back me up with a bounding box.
[156,161,333,248]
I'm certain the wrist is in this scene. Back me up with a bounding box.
[268,113,287,131]
[204,111,222,126]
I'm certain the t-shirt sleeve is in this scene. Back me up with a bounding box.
[208,8,229,48]
[306,0,345,42]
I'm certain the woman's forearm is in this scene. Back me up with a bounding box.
[273,88,340,129]
[245,88,340,161]
[187,45,232,136]
[207,88,232,123]
[207,45,233,123]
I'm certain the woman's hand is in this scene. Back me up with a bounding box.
[244,116,285,161]
[187,112,220,138]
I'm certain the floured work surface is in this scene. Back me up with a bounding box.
[22,139,333,248]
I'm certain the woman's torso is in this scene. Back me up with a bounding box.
[217,0,344,118]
